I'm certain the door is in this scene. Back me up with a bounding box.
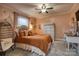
[42,23,55,42]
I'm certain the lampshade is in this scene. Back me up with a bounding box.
[29,24,33,30]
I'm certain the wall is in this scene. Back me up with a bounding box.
[35,13,76,40]
[0,5,14,28]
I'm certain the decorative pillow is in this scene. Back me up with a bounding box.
[24,30,28,36]
[28,31,33,36]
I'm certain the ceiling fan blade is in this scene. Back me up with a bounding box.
[35,8,41,10]
[46,11,48,13]
[47,7,53,9]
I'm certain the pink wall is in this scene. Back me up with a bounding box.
[0,5,14,27]
[36,13,76,40]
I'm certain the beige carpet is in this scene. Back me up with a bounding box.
[5,41,79,56]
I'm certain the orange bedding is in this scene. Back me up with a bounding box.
[16,34,52,54]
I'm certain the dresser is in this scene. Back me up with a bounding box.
[64,34,79,53]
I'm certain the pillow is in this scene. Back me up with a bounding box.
[24,30,28,36]
[28,31,33,36]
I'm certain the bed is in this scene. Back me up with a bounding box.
[15,34,52,55]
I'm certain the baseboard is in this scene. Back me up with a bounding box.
[55,37,64,41]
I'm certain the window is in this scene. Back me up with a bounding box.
[17,16,28,27]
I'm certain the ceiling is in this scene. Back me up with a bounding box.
[0,3,75,19]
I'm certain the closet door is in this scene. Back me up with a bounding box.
[42,23,55,42]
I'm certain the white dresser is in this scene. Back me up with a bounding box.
[64,34,79,53]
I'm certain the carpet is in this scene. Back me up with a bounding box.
[5,41,79,56]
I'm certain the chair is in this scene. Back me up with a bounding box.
[0,21,14,55]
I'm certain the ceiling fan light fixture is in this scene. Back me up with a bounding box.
[41,9,47,13]
[35,4,53,13]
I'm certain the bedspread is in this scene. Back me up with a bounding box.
[16,34,52,54]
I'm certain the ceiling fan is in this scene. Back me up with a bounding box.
[35,4,53,13]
